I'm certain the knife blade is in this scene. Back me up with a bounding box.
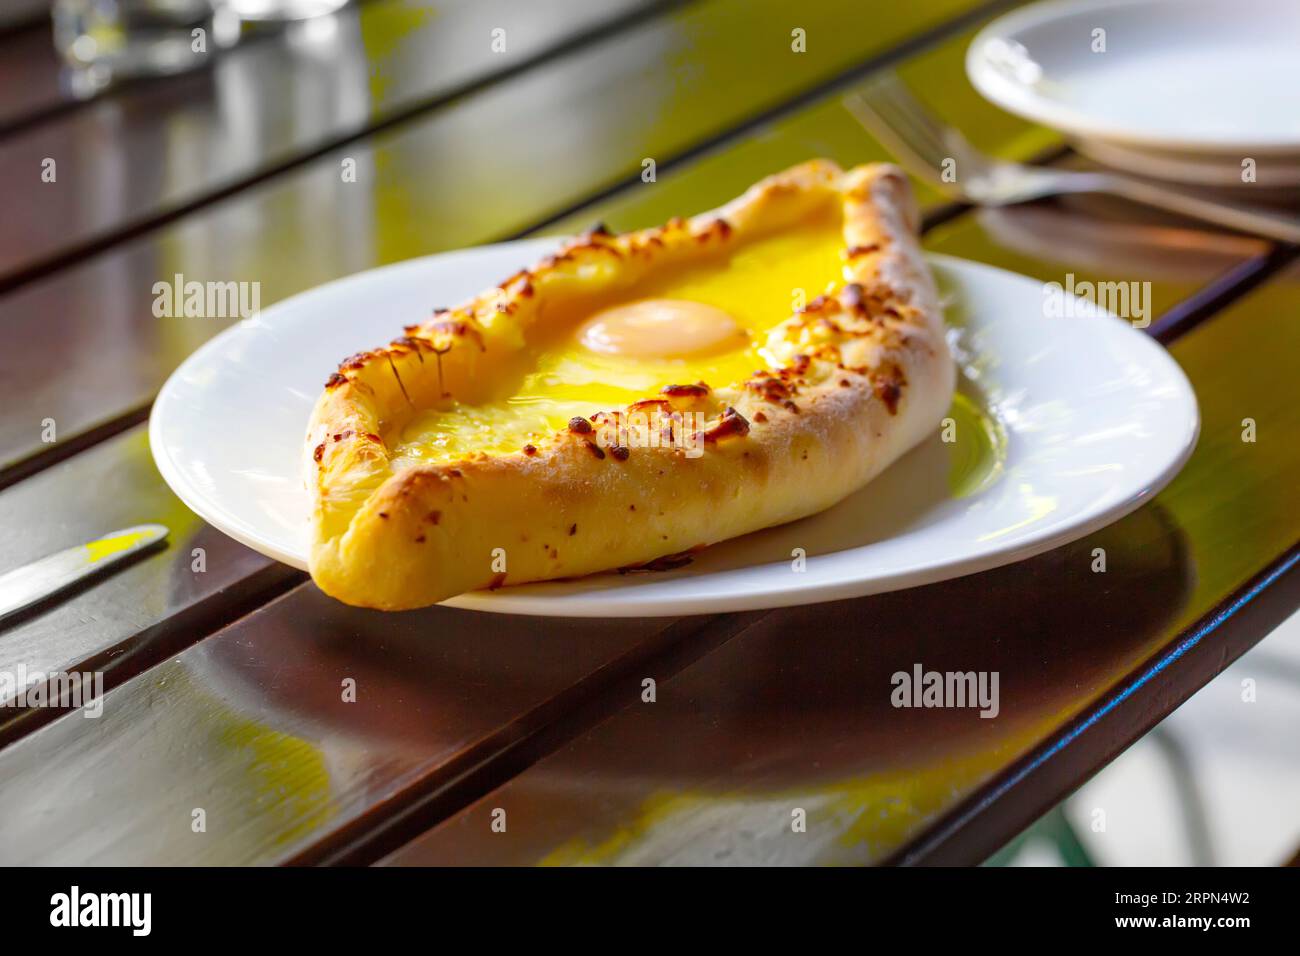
[0,524,169,621]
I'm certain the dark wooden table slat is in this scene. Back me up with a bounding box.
[0,13,64,132]
[0,0,48,35]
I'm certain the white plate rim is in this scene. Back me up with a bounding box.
[966,0,1300,156]
[150,246,1200,618]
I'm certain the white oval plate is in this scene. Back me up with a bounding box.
[150,240,1198,617]
[967,0,1300,157]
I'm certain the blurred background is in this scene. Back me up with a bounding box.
[0,0,1295,867]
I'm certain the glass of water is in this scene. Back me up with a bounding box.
[53,0,241,86]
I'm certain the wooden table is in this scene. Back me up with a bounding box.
[0,0,1295,866]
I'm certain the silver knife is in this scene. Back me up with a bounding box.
[0,524,169,621]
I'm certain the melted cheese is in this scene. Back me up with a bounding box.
[392,211,846,468]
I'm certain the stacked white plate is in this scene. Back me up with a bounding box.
[967,0,1300,190]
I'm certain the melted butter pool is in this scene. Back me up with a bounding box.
[944,382,1007,499]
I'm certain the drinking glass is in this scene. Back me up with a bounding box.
[53,0,240,82]
[227,0,349,20]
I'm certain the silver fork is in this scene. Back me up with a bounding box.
[844,73,1300,245]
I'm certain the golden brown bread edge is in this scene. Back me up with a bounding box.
[305,160,955,609]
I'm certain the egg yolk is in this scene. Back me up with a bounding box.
[577,299,749,359]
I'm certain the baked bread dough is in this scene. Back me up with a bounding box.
[305,160,955,609]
